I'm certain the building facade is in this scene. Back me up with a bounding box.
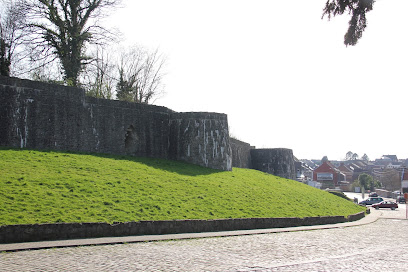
[313,161,345,189]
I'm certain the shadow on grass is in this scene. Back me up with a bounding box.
[0,147,224,176]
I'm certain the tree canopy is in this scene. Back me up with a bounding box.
[23,0,120,86]
[1,0,167,105]
[357,173,380,191]
[322,0,375,46]
[344,151,360,161]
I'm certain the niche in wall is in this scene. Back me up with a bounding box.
[124,125,138,154]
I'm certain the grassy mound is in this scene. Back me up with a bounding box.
[0,148,366,225]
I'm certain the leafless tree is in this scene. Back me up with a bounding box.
[82,45,115,99]
[29,60,64,83]
[21,0,120,86]
[378,168,401,191]
[0,0,26,76]
[116,46,166,104]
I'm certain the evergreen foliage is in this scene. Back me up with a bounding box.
[322,0,375,45]
[0,38,10,76]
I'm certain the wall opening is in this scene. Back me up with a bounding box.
[125,125,138,154]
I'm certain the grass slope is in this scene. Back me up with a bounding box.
[0,148,366,225]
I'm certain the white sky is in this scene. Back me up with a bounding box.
[106,0,408,161]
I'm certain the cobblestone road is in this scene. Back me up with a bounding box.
[2,208,408,271]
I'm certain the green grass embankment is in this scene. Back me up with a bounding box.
[0,148,366,225]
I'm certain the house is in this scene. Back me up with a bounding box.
[347,160,369,181]
[338,163,353,182]
[295,160,314,182]
[375,155,399,166]
[384,155,399,163]
[402,170,408,193]
[386,162,401,169]
[313,161,345,189]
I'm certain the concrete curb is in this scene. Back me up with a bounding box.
[0,210,380,252]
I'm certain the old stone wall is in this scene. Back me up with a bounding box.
[169,112,232,171]
[251,148,296,180]
[0,212,365,244]
[0,76,299,177]
[230,138,253,169]
[0,76,232,170]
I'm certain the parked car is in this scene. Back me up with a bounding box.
[359,197,384,206]
[396,196,406,203]
[369,192,378,197]
[371,201,398,210]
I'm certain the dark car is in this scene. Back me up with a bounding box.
[359,197,384,206]
[369,192,378,197]
[396,196,406,203]
[371,201,398,210]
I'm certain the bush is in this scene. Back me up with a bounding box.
[327,191,351,201]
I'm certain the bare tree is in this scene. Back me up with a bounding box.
[22,0,120,86]
[378,168,400,191]
[116,46,166,104]
[82,45,115,99]
[29,60,64,83]
[0,0,26,76]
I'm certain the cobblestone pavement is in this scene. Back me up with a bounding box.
[1,208,408,271]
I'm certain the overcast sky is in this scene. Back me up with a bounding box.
[106,0,408,161]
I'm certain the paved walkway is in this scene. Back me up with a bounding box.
[2,208,408,271]
[1,209,379,252]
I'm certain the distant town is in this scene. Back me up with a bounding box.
[296,154,408,194]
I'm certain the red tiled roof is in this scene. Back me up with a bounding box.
[314,161,341,173]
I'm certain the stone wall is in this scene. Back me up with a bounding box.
[230,138,253,169]
[251,148,296,180]
[169,112,232,171]
[0,76,232,171]
[0,212,365,244]
[0,75,298,177]
[229,141,297,180]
